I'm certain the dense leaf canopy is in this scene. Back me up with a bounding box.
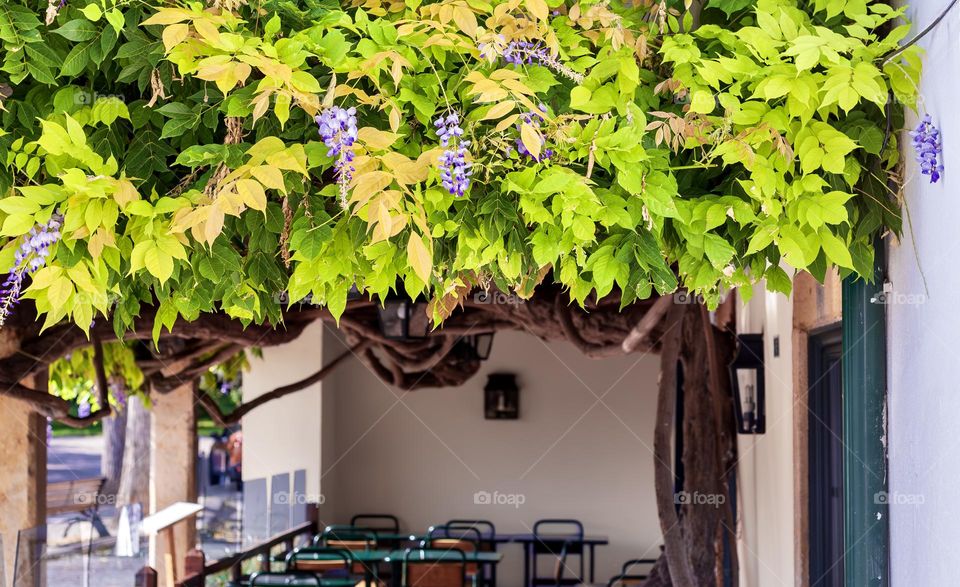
[0,0,920,339]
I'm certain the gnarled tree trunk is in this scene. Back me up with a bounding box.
[116,395,150,509]
[101,403,126,496]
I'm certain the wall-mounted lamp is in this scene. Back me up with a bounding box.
[376,295,430,340]
[484,373,519,419]
[464,333,495,361]
[729,333,765,434]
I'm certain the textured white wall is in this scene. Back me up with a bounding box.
[735,284,796,587]
[320,329,662,586]
[886,3,960,585]
[242,320,325,499]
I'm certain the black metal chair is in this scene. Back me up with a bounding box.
[249,571,322,586]
[531,519,585,586]
[446,520,497,587]
[351,513,400,534]
[401,548,468,587]
[605,559,658,586]
[315,525,378,550]
[424,525,483,586]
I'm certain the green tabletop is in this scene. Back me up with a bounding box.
[292,549,502,564]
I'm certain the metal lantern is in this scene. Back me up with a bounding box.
[484,373,519,420]
[729,333,765,434]
[376,296,429,340]
[467,333,495,361]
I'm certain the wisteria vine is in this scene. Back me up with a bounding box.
[315,106,359,208]
[0,213,63,326]
[435,111,473,197]
[911,114,943,184]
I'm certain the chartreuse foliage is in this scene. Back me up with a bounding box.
[0,0,920,337]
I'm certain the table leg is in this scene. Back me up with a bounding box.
[589,544,596,584]
[523,543,531,587]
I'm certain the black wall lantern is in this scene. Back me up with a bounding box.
[465,333,495,361]
[729,333,765,434]
[484,373,519,419]
[376,295,430,340]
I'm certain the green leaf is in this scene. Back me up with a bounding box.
[53,19,98,42]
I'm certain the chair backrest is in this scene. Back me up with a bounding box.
[402,549,467,587]
[46,478,106,515]
[532,519,584,555]
[606,558,658,586]
[286,547,352,574]
[427,525,481,549]
[445,520,495,541]
[317,525,377,551]
[249,571,322,586]
[350,513,400,534]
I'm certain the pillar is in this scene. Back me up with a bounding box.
[149,383,197,586]
[0,398,46,587]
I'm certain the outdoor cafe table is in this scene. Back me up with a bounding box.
[494,533,609,587]
[368,532,608,587]
[291,549,503,587]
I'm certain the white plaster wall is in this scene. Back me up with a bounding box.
[886,3,960,585]
[736,283,796,587]
[242,320,325,499]
[320,329,662,586]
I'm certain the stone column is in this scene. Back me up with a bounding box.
[149,383,197,586]
[0,398,46,587]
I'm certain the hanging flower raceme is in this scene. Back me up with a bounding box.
[911,114,943,183]
[315,106,358,208]
[434,112,473,197]
[487,40,585,84]
[109,380,127,409]
[513,105,555,162]
[77,400,91,418]
[0,213,63,327]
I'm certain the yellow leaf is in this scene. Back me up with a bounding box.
[251,91,271,121]
[113,179,139,207]
[520,122,542,160]
[482,100,516,121]
[236,179,267,211]
[204,206,225,244]
[351,171,393,204]
[250,165,286,192]
[141,8,194,26]
[407,232,432,283]
[143,244,174,282]
[525,0,549,20]
[162,23,190,51]
[193,18,222,46]
[389,107,401,132]
[494,114,520,133]
[452,5,478,37]
[358,127,401,151]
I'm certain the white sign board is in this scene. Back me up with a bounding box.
[140,502,203,535]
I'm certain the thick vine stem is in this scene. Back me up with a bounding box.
[0,285,668,420]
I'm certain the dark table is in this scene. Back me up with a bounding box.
[493,533,609,587]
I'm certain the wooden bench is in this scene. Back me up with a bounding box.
[46,477,110,537]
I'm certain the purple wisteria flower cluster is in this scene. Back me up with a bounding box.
[435,112,473,197]
[109,380,127,408]
[911,114,943,184]
[483,39,585,84]
[0,213,63,327]
[514,105,555,162]
[78,400,91,418]
[315,106,358,208]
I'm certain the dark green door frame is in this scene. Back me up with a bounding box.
[841,244,889,587]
